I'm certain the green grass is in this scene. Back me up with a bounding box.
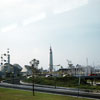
[0,87,95,100]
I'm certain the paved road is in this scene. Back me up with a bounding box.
[0,82,100,99]
[20,81,80,91]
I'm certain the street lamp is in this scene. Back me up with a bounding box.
[53,64,61,89]
[30,59,39,96]
[78,68,81,97]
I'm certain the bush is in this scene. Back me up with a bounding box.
[23,76,94,89]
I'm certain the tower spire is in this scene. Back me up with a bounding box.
[49,46,53,73]
[7,48,10,64]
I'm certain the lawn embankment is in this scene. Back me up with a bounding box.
[0,87,95,100]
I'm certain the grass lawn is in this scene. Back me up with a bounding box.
[0,87,95,100]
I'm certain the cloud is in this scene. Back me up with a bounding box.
[53,0,88,14]
[23,12,46,26]
[0,0,88,30]
[0,24,17,32]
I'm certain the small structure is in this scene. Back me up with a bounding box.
[24,65,32,76]
[0,49,22,78]
[0,63,22,78]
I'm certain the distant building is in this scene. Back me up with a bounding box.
[24,64,41,76]
[0,63,22,78]
[58,64,97,77]
[95,68,100,74]
[0,49,22,78]
[0,71,4,78]
[24,65,32,76]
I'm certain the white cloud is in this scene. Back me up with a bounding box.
[53,0,88,14]
[1,24,17,32]
[0,0,22,9]
[23,12,46,26]
[0,0,88,29]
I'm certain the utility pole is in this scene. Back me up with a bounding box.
[53,64,60,89]
[86,58,88,66]
[32,65,35,96]
[78,68,81,97]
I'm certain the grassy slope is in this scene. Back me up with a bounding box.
[0,87,95,100]
[23,76,100,90]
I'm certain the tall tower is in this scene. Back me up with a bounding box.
[49,46,53,73]
[7,48,10,64]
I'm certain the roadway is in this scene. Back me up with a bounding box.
[0,82,100,99]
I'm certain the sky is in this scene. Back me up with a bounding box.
[0,0,100,70]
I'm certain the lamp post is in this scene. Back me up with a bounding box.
[30,59,39,96]
[53,64,60,89]
[78,68,81,97]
